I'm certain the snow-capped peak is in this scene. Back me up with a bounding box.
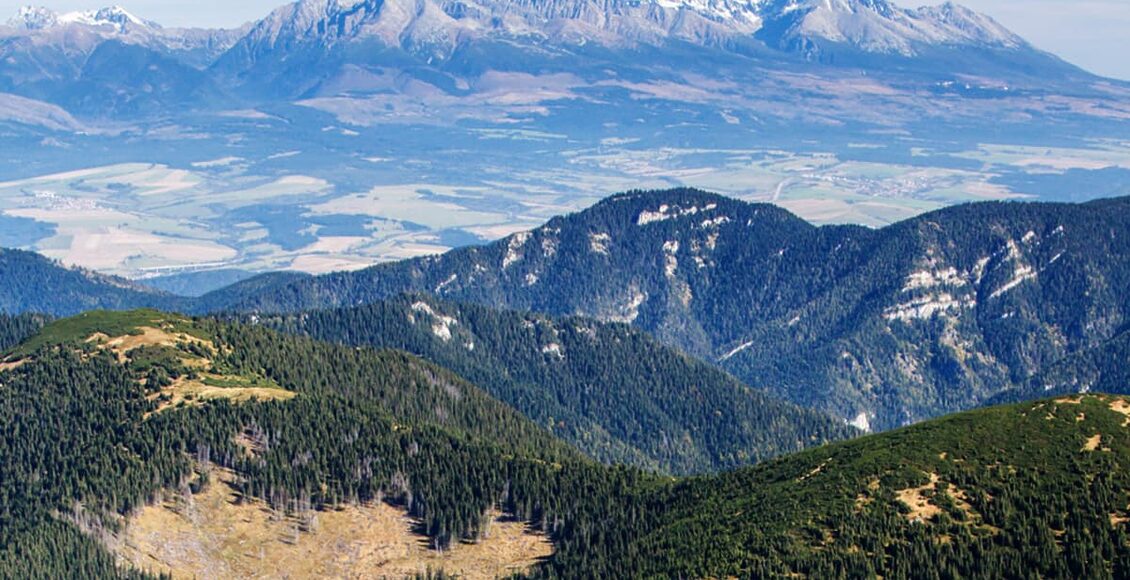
[7,5,159,33]
[59,6,160,31]
[754,0,1023,56]
[7,6,59,30]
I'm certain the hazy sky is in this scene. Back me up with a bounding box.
[3,0,1128,79]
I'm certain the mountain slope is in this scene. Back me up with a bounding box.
[207,0,1085,101]
[0,249,184,316]
[550,394,1130,578]
[253,294,857,474]
[203,190,1130,430]
[0,310,613,576]
[987,328,1130,405]
[0,5,243,116]
[6,311,1130,577]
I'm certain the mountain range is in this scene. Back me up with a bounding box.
[188,189,1130,430]
[0,0,1093,118]
[0,0,1128,277]
[2,189,1127,433]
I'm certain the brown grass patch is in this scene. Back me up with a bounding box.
[896,475,984,526]
[111,470,552,579]
[100,327,212,361]
[897,474,942,523]
[1083,434,1103,452]
[150,378,295,415]
[1110,400,1130,427]
[0,358,27,373]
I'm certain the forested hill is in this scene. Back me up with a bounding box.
[0,313,50,351]
[0,310,616,577]
[252,295,856,475]
[552,394,1130,578]
[0,249,185,316]
[198,190,1130,431]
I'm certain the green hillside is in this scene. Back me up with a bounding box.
[255,295,856,475]
[0,310,621,577]
[546,394,1130,578]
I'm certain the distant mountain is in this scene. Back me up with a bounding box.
[211,0,1072,99]
[1,0,1125,275]
[988,328,1130,405]
[0,5,245,116]
[3,5,246,63]
[136,268,261,297]
[0,248,184,315]
[0,0,1094,117]
[204,189,1130,430]
[253,294,856,474]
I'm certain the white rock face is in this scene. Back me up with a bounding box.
[886,258,975,322]
[541,342,565,358]
[606,287,648,324]
[637,202,718,226]
[589,233,611,255]
[902,267,965,292]
[719,340,754,362]
[849,411,871,433]
[884,293,966,322]
[502,231,531,270]
[989,265,1036,299]
[410,301,459,342]
[663,240,680,278]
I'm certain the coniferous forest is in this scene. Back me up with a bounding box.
[3,310,1130,578]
